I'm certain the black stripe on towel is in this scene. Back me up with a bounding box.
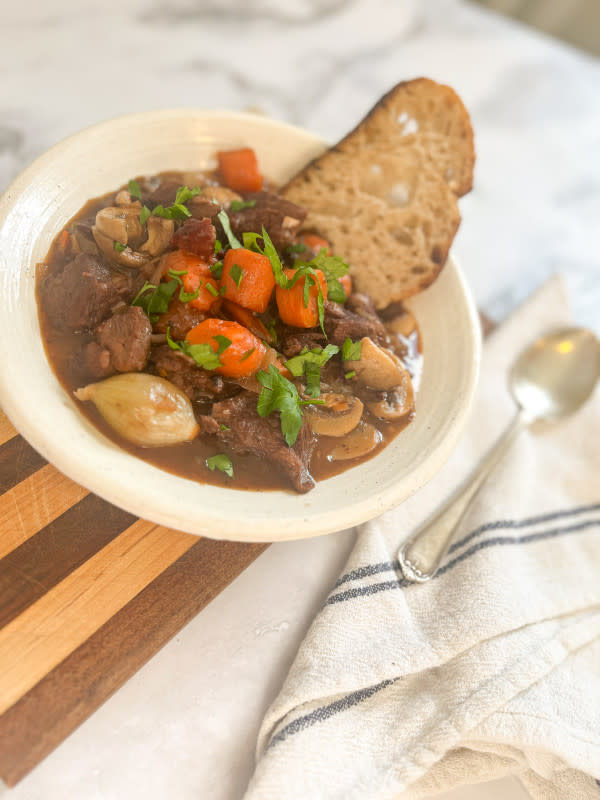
[268,677,398,750]
[326,518,600,606]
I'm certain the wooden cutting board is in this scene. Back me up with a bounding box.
[0,315,492,787]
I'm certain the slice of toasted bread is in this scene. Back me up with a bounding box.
[282,78,475,306]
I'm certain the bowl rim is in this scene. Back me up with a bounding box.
[0,109,481,541]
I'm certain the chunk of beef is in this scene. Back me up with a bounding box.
[346,293,380,321]
[324,300,389,347]
[79,306,152,380]
[148,345,239,401]
[278,330,327,358]
[227,191,307,251]
[199,392,316,493]
[41,253,137,332]
[170,218,216,260]
[153,300,208,340]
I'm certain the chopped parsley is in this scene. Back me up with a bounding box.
[344,370,356,380]
[342,337,362,362]
[286,242,307,254]
[217,209,242,249]
[128,179,142,201]
[240,347,256,362]
[219,423,230,431]
[266,318,278,344]
[210,260,223,280]
[229,199,257,212]
[284,344,339,398]
[214,239,223,253]
[113,241,127,252]
[167,268,200,304]
[131,280,178,322]
[230,263,244,289]
[139,205,151,226]
[150,185,203,221]
[256,365,323,447]
[299,250,349,303]
[205,283,219,298]
[213,335,232,355]
[166,327,223,371]
[206,454,234,478]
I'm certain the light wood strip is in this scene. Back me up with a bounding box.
[0,520,196,715]
[0,465,89,559]
[0,411,17,447]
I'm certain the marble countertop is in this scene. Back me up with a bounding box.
[0,0,598,797]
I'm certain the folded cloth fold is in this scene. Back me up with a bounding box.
[243,276,600,800]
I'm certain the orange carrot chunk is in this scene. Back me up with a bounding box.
[186,318,266,378]
[300,233,331,255]
[222,300,274,343]
[217,148,263,193]
[161,250,219,312]
[220,248,275,313]
[339,274,352,298]
[276,268,328,329]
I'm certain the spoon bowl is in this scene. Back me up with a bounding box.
[510,327,600,422]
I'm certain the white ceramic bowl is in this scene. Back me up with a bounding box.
[0,110,480,541]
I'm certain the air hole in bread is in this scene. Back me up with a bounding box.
[411,265,426,274]
[391,228,414,246]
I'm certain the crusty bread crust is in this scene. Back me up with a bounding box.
[282,78,475,306]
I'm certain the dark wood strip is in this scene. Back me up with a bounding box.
[0,494,136,628]
[0,436,47,495]
[0,537,268,785]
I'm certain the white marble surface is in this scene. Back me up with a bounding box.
[0,0,598,797]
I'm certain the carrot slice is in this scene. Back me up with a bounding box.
[220,248,275,313]
[186,318,266,378]
[300,233,331,255]
[161,250,219,312]
[276,268,328,329]
[339,274,352,298]
[217,148,263,193]
[222,300,274,343]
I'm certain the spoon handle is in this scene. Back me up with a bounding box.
[397,411,526,582]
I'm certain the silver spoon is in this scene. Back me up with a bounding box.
[398,326,600,583]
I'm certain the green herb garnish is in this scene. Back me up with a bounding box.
[128,179,142,201]
[286,242,307,254]
[166,327,223,370]
[217,209,242,249]
[219,423,230,431]
[300,250,349,303]
[210,260,223,280]
[284,345,339,398]
[131,280,178,322]
[214,239,223,253]
[342,337,362,362]
[205,283,219,298]
[229,199,257,212]
[344,370,356,380]
[213,335,232,355]
[150,185,202,221]
[256,365,323,446]
[240,347,256,362]
[113,241,127,252]
[230,263,244,289]
[139,205,151,226]
[206,454,234,478]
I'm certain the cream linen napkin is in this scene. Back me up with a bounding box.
[243,276,600,800]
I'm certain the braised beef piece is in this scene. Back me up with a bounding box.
[279,330,327,358]
[226,191,307,251]
[188,197,220,220]
[80,306,152,379]
[170,218,216,260]
[149,345,239,401]
[153,300,208,340]
[324,298,389,347]
[199,392,316,493]
[41,253,137,331]
[346,293,380,321]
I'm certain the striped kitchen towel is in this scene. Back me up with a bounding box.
[243,276,600,800]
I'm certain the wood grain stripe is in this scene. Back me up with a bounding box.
[0,520,196,716]
[0,464,89,559]
[0,435,47,494]
[0,411,17,447]
[0,537,268,786]
[0,494,136,628]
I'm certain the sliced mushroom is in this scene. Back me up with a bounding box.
[328,421,382,461]
[344,337,408,391]
[92,228,151,269]
[306,393,364,437]
[365,376,415,421]
[386,309,417,338]
[114,190,142,208]
[140,216,175,257]
[94,207,144,248]
[199,185,242,208]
